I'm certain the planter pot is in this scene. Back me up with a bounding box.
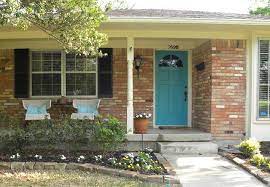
[134,119,149,134]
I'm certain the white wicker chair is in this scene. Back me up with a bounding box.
[71,99,100,120]
[22,100,51,121]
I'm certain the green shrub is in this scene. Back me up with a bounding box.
[0,127,26,153]
[238,138,261,158]
[0,115,125,153]
[250,153,267,167]
[93,116,126,151]
[0,112,20,128]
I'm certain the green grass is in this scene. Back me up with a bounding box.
[0,170,161,187]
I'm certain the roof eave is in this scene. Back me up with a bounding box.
[107,17,270,26]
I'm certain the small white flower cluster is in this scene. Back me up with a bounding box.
[144,147,153,153]
[126,153,134,158]
[10,153,20,160]
[108,157,117,165]
[60,155,66,160]
[34,154,42,160]
[134,113,152,119]
[94,155,102,162]
[77,155,85,162]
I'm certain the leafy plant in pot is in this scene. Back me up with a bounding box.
[134,113,152,134]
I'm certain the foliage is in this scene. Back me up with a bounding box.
[0,0,110,56]
[250,153,267,167]
[250,1,270,16]
[104,149,165,174]
[238,138,261,158]
[0,116,125,153]
[0,128,26,153]
[0,112,20,128]
[93,116,126,151]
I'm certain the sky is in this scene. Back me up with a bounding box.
[124,0,267,14]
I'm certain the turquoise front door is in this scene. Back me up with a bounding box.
[155,50,188,126]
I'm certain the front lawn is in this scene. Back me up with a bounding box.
[0,170,160,187]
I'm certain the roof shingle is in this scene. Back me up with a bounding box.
[108,9,270,21]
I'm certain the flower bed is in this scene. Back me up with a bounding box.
[0,149,167,175]
[219,138,270,185]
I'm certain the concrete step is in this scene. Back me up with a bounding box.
[157,142,218,155]
[126,133,212,142]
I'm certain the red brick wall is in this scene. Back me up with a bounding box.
[0,48,154,125]
[0,44,246,140]
[211,40,246,140]
[99,48,154,123]
[192,40,246,140]
[192,41,212,132]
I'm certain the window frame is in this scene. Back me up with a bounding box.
[256,38,270,121]
[29,49,98,98]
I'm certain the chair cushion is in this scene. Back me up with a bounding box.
[26,105,47,115]
[77,104,97,114]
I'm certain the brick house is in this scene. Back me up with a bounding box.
[0,9,270,141]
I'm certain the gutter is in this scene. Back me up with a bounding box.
[107,17,270,26]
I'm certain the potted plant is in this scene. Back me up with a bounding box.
[134,113,152,134]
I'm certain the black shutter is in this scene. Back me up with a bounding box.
[14,49,29,98]
[98,48,113,98]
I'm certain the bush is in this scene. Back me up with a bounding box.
[0,112,20,128]
[238,138,261,158]
[93,116,126,151]
[0,116,126,153]
[250,154,267,167]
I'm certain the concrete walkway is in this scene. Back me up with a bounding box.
[163,154,266,187]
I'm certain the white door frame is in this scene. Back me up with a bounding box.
[152,49,192,128]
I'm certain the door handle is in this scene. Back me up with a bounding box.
[184,86,188,102]
[184,91,188,102]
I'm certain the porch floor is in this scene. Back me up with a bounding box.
[126,127,212,142]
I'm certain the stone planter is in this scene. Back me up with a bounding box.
[134,119,149,134]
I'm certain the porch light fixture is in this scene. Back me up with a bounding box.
[134,55,144,78]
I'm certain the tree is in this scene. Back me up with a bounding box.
[0,0,111,56]
[250,0,270,16]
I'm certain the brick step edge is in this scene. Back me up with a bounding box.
[219,151,270,186]
[0,160,180,185]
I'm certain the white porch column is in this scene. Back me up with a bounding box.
[127,37,134,134]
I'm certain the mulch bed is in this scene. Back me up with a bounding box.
[0,150,167,175]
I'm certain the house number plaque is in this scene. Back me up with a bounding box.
[168,45,179,49]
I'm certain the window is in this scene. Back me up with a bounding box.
[159,55,183,68]
[31,51,61,96]
[258,40,270,119]
[66,54,97,96]
[31,51,97,97]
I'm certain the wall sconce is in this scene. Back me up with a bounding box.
[0,57,9,72]
[134,55,144,78]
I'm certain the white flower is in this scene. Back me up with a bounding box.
[34,155,42,160]
[60,155,66,160]
[148,114,152,117]
[77,155,85,162]
[10,155,15,159]
[16,153,20,158]
[126,153,134,158]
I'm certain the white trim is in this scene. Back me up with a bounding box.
[126,37,134,134]
[153,50,156,128]
[246,35,252,137]
[153,49,191,127]
[188,50,192,127]
[108,17,270,26]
